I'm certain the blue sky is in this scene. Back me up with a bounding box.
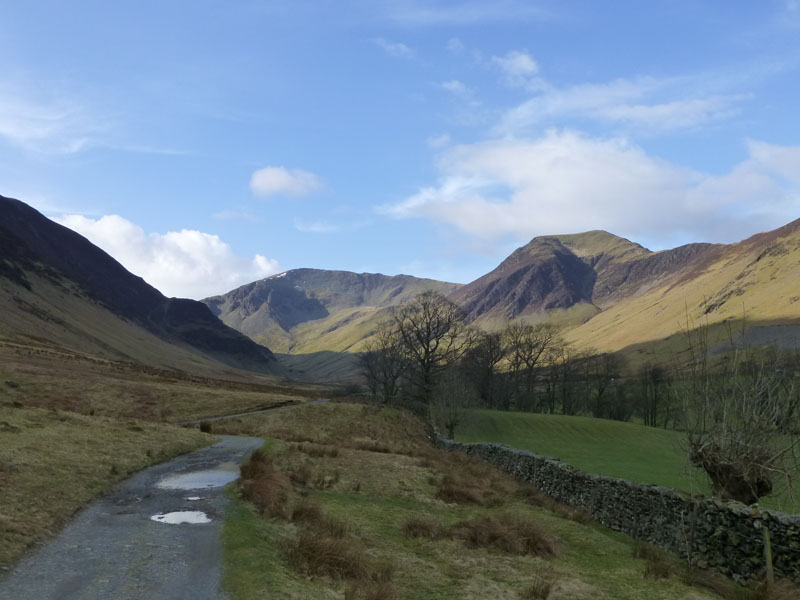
[2,1,800,298]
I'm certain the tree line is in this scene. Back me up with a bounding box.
[360,291,675,430]
[360,291,800,505]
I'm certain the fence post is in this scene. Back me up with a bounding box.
[763,526,774,585]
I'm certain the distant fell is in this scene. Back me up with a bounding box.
[203,269,461,375]
[0,194,277,374]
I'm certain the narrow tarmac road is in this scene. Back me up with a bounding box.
[0,435,263,600]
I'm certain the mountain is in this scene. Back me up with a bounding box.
[206,222,800,376]
[203,269,461,378]
[0,195,277,374]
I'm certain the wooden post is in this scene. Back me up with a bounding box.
[763,526,774,585]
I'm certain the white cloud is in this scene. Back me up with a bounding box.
[54,214,280,299]
[446,37,465,53]
[382,131,800,248]
[293,218,371,234]
[250,166,322,198]
[492,50,539,86]
[440,80,469,95]
[294,219,341,233]
[0,86,106,154]
[371,38,415,58]
[427,133,451,149]
[213,209,260,222]
[495,75,745,135]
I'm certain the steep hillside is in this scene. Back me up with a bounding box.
[566,220,800,352]
[204,269,461,356]
[0,194,277,374]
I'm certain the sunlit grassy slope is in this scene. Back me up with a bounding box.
[566,226,800,353]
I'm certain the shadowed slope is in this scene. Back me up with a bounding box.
[0,194,277,373]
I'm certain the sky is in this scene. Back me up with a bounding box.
[2,0,800,299]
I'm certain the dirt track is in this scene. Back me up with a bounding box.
[0,435,262,600]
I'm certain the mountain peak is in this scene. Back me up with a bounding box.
[532,230,650,264]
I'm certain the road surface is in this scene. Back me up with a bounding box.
[0,435,263,600]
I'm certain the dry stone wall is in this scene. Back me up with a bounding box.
[436,438,800,582]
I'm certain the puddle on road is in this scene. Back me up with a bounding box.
[156,462,240,490]
[150,511,212,525]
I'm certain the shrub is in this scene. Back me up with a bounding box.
[199,420,212,433]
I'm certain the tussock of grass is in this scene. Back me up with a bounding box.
[240,450,292,519]
[451,514,559,557]
[519,575,556,599]
[284,530,370,579]
[295,441,340,458]
[434,452,517,507]
[402,516,448,540]
[344,580,398,600]
[683,569,800,600]
[633,543,677,580]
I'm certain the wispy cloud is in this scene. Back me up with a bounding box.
[250,166,322,198]
[294,218,371,234]
[382,131,800,248]
[55,214,280,298]
[213,209,261,222]
[427,133,452,149]
[371,37,415,58]
[491,50,539,87]
[495,75,746,135]
[0,86,108,154]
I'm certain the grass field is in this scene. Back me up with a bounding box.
[215,402,736,600]
[457,410,800,513]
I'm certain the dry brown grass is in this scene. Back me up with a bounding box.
[295,441,340,458]
[683,570,800,600]
[344,580,398,600]
[433,451,518,507]
[240,449,293,519]
[519,574,556,599]
[402,516,448,540]
[451,514,559,557]
[284,530,371,580]
[633,542,677,580]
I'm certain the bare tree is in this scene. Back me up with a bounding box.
[504,322,558,411]
[360,320,407,404]
[431,367,477,439]
[461,331,505,409]
[637,362,669,427]
[392,291,474,410]
[679,323,800,505]
[588,352,625,418]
